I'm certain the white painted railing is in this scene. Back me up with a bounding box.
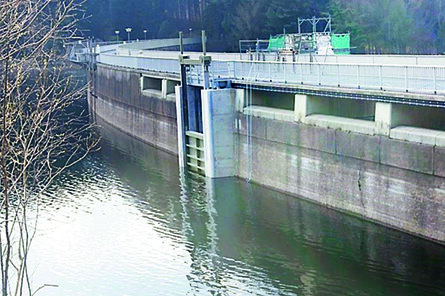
[241,52,445,66]
[98,52,445,95]
[227,61,445,94]
[98,54,180,74]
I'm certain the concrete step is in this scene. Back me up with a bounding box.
[390,126,445,147]
[305,114,376,135]
[243,106,294,122]
[142,89,163,98]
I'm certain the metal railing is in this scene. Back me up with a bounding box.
[98,54,180,74]
[239,39,270,54]
[98,52,445,95]
[237,52,445,65]
[227,60,445,94]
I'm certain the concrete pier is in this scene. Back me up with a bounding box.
[201,89,236,178]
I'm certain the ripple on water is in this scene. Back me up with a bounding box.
[23,139,445,296]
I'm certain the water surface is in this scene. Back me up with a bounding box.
[28,123,445,295]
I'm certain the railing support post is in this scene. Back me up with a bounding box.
[284,61,287,83]
[233,61,237,79]
[379,65,383,90]
[405,66,408,92]
[300,63,303,84]
[337,64,340,87]
[433,67,437,94]
[357,65,360,89]
[269,63,272,82]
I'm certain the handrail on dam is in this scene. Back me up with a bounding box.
[68,37,201,65]
[95,40,445,97]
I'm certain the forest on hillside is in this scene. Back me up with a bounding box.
[82,0,445,54]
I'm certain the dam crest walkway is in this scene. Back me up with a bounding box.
[92,39,445,108]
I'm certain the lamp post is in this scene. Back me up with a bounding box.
[125,27,132,42]
[189,27,192,37]
[114,30,120,42]
[143,29,147,40]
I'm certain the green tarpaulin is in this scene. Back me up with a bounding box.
[331,34,351,49]
[331,34,350,54]
[331,34,350,49]
[268,36,285,51]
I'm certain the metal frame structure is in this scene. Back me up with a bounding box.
[239,39,270,56]
[298,16,332,34]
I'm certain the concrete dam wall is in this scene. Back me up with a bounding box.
[91,63,445,243]
[236,114,444,242]
[91,64,179,154]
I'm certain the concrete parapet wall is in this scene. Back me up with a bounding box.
[237,113,445,242]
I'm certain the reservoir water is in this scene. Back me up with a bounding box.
[28,122,445,295]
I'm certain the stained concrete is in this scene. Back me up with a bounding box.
[434,147,445,178]
[375,102,392,136]
[380,137,434,175]
[94,65,178,154]
[335,131,380,163]
[294,124,337,154]
[201,89,236,178]
[236,116,445,242]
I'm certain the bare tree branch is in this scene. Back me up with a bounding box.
[0,1,97,295]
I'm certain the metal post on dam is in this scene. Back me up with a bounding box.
[176,31,237,178]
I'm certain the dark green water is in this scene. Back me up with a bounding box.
[28,122,445,296]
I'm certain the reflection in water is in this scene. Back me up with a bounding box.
[27,120,445,296]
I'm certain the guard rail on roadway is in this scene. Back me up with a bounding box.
[98,51,445,96]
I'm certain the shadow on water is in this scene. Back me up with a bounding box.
[89,118,445,296]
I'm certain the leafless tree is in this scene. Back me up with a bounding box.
[0,1,96,295]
